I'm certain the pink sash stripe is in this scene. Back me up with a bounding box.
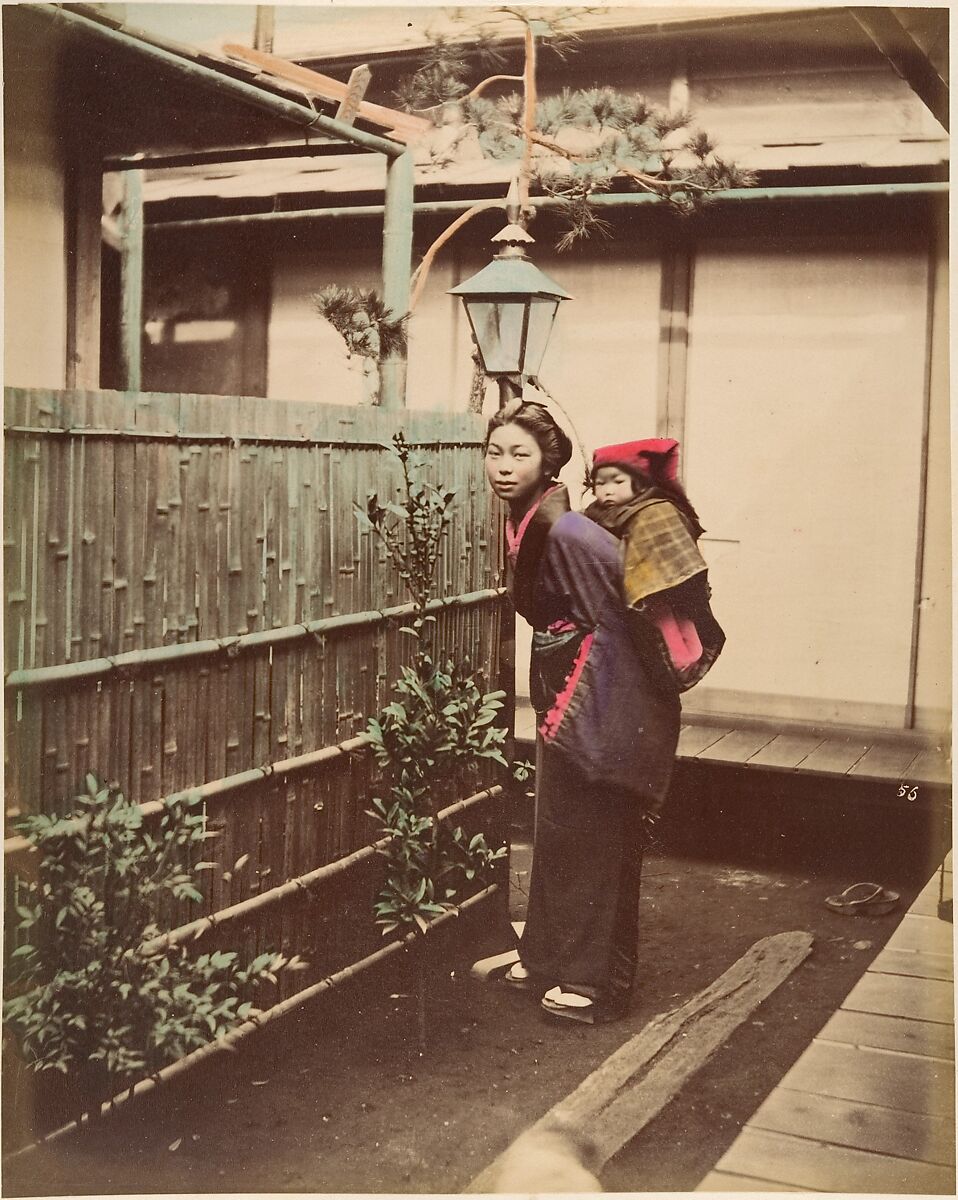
[539,632,595,743]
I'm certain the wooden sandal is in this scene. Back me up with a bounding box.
[825,882,900,917]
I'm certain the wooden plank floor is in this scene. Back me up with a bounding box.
[698,854,955,1194]
[513,703,951,790]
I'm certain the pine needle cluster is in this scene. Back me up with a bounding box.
[313,285,408,361]
[394,32,507,111]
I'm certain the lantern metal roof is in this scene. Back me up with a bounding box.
[448,256,573,302]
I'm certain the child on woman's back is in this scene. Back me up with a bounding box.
[584,438,725,692]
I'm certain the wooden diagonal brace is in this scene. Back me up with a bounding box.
[222,44,432,142]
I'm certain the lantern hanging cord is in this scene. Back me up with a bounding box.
[526,376,591,483]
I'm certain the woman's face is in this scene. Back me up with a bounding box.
[593,466,635,507]
[485,423,546,510]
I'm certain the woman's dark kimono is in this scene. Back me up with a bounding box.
[509,485,680,1017]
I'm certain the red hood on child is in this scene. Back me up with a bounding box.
[590,439,703,538]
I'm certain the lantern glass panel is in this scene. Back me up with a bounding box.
[466,299,529,374]
[522,298,560,376]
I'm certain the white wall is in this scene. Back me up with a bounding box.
[267,236,378,405]
[682,237,930,727]
[3,35,67,388]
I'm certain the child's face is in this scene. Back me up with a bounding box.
[593,466,635,507]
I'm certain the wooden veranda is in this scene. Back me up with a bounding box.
[699,854,954,1193]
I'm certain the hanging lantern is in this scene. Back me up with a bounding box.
[449,223,572,380]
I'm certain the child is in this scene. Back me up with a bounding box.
[584,438,725,692]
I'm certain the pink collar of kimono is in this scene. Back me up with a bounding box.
[506,484,562,564]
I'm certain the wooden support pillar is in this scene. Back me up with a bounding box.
[65,156,103,389]
[118,169,144,391]
[252,5,274,53]
[379,150,414,409]
[656,237,693,445]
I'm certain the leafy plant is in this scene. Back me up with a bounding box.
[3,776,300,1120]
[358,434,510,1049]
[313,285,408,362]
[365,657,509,937]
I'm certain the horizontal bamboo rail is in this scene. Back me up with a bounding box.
[3,426,485,449]
[4,588,506,690]
[148,181,950,231]
[4,883,498,1162]
[138,783,503,955]
[2,731,376,857]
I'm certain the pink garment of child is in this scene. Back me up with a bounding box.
[644,598,704,671]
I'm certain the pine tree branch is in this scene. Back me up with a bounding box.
[520,18,537,219]
[466,73,525,100]
[528,130,723,198]
[528,129,594,161]
[409,201,502,311]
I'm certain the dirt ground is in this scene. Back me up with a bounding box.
[3,777,946,1196]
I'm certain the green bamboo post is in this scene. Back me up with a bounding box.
[119,170,144,392]
[379,150,415,409]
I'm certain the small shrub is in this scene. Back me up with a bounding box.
[3,776,298,1112]
[358,435,511,1048]
[359,434,509,933]
[366,655,509,936]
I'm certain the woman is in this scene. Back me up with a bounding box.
[485,400,680,1024]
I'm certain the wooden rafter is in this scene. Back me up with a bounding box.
[849,6,949,132]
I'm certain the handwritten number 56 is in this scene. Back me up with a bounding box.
[897,782,919,801]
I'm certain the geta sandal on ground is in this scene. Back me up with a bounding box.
[540,986,624,1025]
[824,881,900,917]
[501,962,538,992]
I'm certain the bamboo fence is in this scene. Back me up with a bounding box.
[3,387,510,1071]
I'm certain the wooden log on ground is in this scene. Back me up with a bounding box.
[466,930,814,1192]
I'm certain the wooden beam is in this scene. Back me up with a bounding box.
[466,930,814,1191]
[657,239,692,445]
[65,158,103,388]
[105,139,363,172]
[222,44,432,142]
[118,169,144,391]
